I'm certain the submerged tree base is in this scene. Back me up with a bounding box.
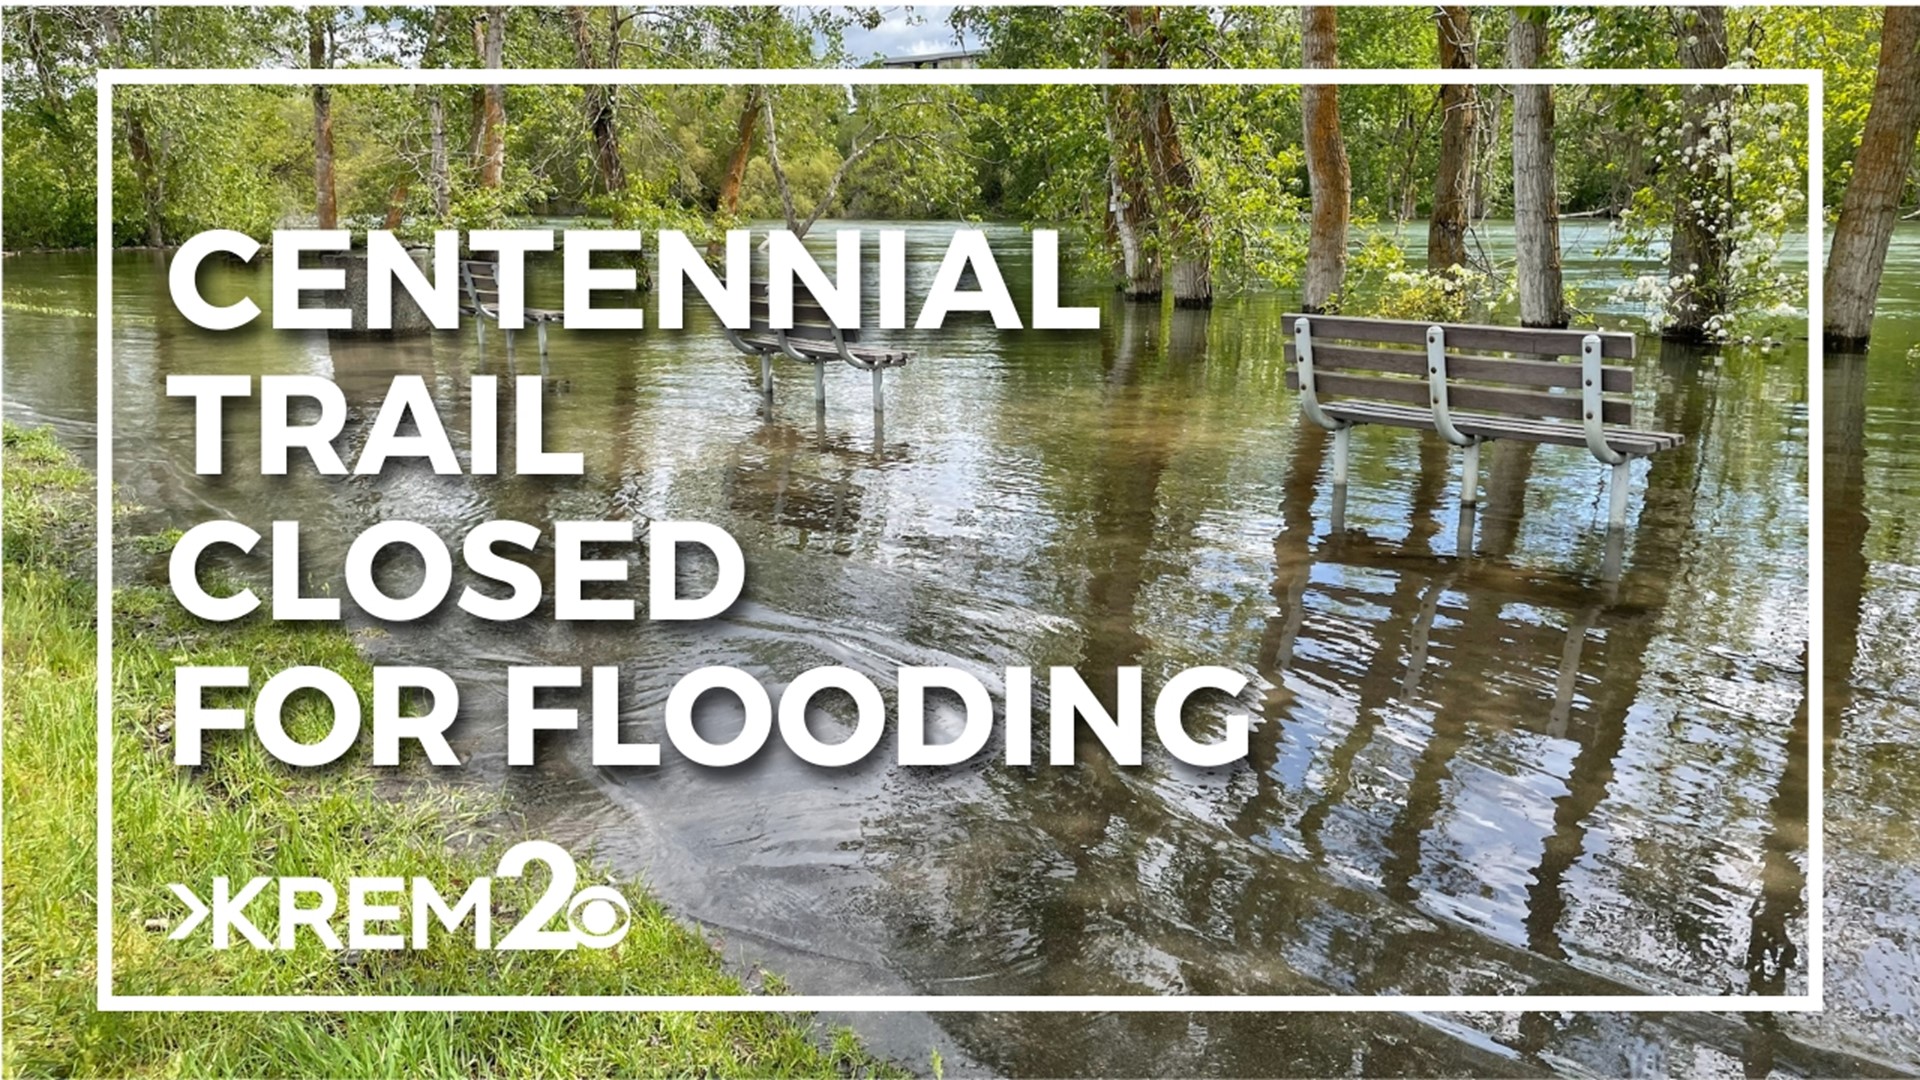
[1824,331,1873,354]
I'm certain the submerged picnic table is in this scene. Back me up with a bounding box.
[460,261,913,410]
[724,282,913,412]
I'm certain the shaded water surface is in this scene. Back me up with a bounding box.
[4,222,1914,1076]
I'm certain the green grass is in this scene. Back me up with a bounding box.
[2,423,899,1077]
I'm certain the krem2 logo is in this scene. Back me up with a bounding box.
[165,841,631,951]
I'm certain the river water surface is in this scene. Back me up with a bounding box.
[4,221,1916,1076]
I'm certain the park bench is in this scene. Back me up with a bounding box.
[724,281,912,411]
[461,259,563,356]
[1283,314,1682,529]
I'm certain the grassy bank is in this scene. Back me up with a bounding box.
[1,424,893,1077]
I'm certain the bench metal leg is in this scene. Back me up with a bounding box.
[1549,613,1590,735]
[815,362,826,407]
[504,327,514,357]
[1601,526,1626,584]
[872,367,885,413]
[476,318,486,345]
[536,321,548,358]
[1607,459,1632,528]
[1331,426,1351,486]
[1402,579,1444,698]
[1460,440,1481,506]
[760,354,773,397]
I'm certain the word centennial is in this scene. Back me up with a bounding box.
[168,227,1101,332]
[164,375,1252,771]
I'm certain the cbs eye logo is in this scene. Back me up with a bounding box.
[566,884,632,948]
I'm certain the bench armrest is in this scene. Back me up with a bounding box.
[723,326,769,357]
[1581,334,1627,465]
[1425,325,1479,448]
[1292,318,1347,432]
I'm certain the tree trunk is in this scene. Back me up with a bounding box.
[1824,6,1920,352]
[1300,5,1350,313]
[707,88,762,258]
[383,182,410,230]
[759,93,803,235]
[468,16,487,167]
[1123,7,1209,307]
[1102,12,1161,301]
[1508,10,1565,328]
[1104,87,1161,301]
[478,7,507,190]
[125,108,165,247]
[758,92,889,242]
[1666,5,1732,342]
[1141,86,1211,307]
[1429,5,1477,273]
[716,88,762,218]
[428,91,450,217]
[566,6,624,194]
[309,12,337,230]
[103,8,161,246]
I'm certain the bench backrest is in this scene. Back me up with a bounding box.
[1282,313,1639,427]
[461,260,500,314]
[748,281,861,343]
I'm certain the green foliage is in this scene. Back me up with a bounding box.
[1343,235,1493,322]
[2,3,1864,338]
[1750,5,1887,205]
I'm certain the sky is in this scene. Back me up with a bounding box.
[825,5,978,60]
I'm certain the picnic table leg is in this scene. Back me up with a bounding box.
[1607,459,1632,528]
[872,368,885,413]
[760,354,773,397]
[536,321,548,358]
[1460,440,1481,506]
[1331,426,1351,486]
[814,362,826,407]
[476,318,486,346]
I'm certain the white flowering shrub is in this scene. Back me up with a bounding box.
[1600,86,1808,341]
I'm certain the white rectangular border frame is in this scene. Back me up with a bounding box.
[95,65,1825,1013]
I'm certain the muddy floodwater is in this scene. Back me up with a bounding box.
[5,221,1917,1076]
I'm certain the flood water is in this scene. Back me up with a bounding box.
[4,220,1916,1076]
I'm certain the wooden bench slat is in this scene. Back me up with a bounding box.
[746,320,850,341]
[1284,313,1635,359]
[1286,369,1633,425]
[1284,342,1632,392]
[734,330,909,368]
[749,300,854,329]
[1323,401,1682,454]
